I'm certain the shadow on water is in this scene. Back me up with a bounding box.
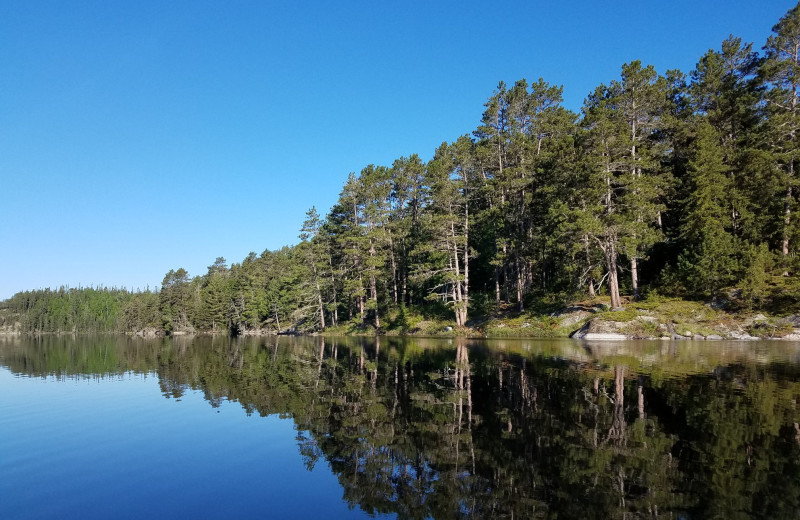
[2,334,800,519]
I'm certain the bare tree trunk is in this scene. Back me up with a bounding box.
[368,235,380,328]
[784,183,792,257]
[516,252,523,312]
[450,219,464,327]
[328,255,338,327]
[631,256,640,301]
[309,259,325,330]
[503,245,510,304]
[388,235,398,304]
[463,199,469,326]
[494,261,501,306]
[401,238,408,304]
[370,273,379,328]
[317,282,325,330]
[584,234,596,297]
[604,238,622,309]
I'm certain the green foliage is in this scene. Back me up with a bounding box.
[9,5,800,331]
[5,287,151,333]
[741,244,774,306]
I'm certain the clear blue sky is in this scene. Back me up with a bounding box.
[0,0,793,299]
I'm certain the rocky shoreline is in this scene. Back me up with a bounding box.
[4,298,800,341]
[557,303,800,341]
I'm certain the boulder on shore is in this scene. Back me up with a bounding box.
[571,319,631,340]
[552,307,594,329]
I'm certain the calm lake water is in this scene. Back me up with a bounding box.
[2,335,800,519]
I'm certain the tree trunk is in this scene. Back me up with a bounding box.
[494,239,501,304]
[316,282,325,330]
[605,239,622,309]
[584,234,596,297]
[463,201,469,327]
[311,262,325,330]
[503,243,510,304]
[388,235,398,304]
[631,256,640,301]
[784,183,792,257]
[516,252,524,312]
[368,230,380,328]
[370,273,379,328]
[328,254,338,326]
[450,219,465,328]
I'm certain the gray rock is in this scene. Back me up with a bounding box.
[780,315,800,326]
[744,313,769,327]
[581,332,629,340]
[571,318,632,340]
[706,334,723,340]
[552,307,593,328]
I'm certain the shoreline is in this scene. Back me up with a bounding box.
[5,298,800,342]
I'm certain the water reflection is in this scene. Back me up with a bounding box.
[2,335,799,519]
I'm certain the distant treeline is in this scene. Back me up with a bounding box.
[5,5,800,334]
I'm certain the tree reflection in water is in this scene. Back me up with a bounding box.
[2,335,800,519]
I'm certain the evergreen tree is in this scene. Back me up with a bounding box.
[299,207,328,330]
[678,120,738,296]
[762,4,800,259]
[689,36,763,245]
[610,61,669,299]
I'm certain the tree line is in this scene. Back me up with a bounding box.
[4,4,800,334]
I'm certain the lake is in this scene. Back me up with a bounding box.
[1,335,799,519]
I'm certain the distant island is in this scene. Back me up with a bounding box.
[4,5,800,341]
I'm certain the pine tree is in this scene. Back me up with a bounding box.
[690,36,762,244]
[610,61,669,300]
[762,4,800,259]
[299,207,327,330]
[678,120,738,296]
[414,139,473,326]
[574,84,629,308]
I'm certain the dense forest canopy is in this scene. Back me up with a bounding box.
[5,4,800,334]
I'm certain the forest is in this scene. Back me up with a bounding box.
[4,4,800,335]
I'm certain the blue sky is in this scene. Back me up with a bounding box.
[0,0,793,299]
